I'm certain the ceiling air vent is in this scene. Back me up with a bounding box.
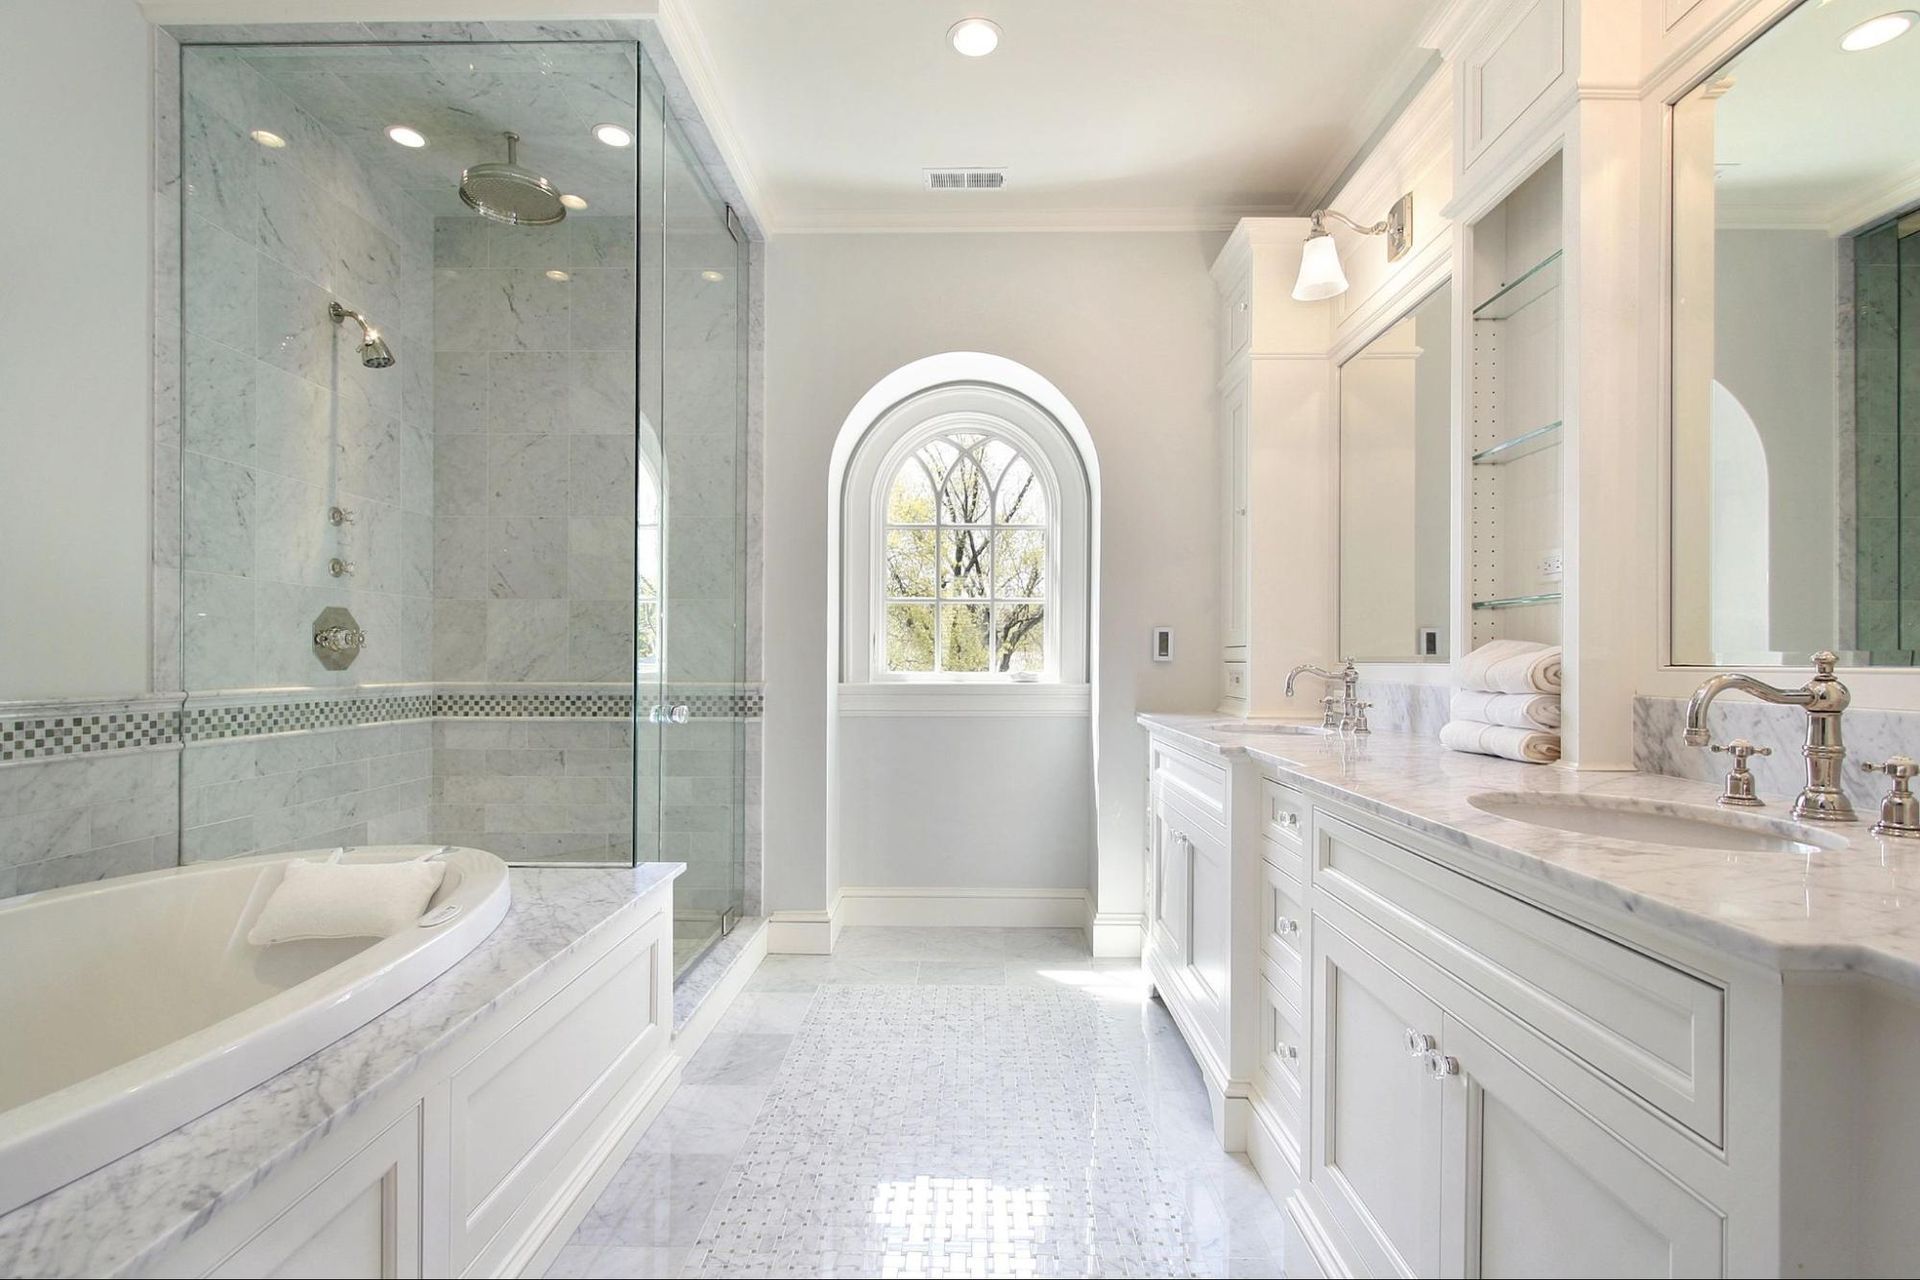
[923,167,1007,191]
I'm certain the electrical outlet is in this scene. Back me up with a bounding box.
[1540,550,1564,580]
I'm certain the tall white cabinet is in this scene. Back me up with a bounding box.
[1210,221,1337,716]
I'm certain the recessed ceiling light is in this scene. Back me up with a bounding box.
[559,193,589,211]
[948,17,1001,57]
[249,129,287,149]
[386,125,427,148]
[592,122,633,148]
[1841,10,1917,50]
[701,270,725,282]
[545,269,571,281]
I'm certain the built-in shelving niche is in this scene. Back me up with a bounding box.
[1468,154,1564,649]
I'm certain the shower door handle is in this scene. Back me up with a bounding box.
[648,704,691,725]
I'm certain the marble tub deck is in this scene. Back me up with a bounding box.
[0,861,684,1280]
[1142,713,1920,990]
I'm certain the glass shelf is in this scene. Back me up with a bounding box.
[1472,420,1562,465]
[1472,592,1563,611]
[1472,249,1562,320]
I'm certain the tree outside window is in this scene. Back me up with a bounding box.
[881,430,1049,676]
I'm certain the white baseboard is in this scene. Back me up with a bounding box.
[1086,910,1145,958]
[834,885,1091,928]
[767,909,835,954]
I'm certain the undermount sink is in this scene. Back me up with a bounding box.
[1210,721,1333,736]
[1467,792,1848,855]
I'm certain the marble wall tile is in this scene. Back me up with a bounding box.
[433,600,487,681]
[569,350,637,435]
[184,212,257,352]
[0,751,180,900]
[485,601,570,681]
[179,722,432,863]
[488,517,567,599]
[490,352,571,433]
[490,434,571,515]
[571,269,639,350]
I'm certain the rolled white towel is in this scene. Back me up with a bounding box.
[1440,719,1560,765]
[1455,639,1562,694]
[1450,689,1561,731]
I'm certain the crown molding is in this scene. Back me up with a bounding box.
[653,0,774,233]
[771,204,1293,236]
[1296,42,1445,216]
[139,1,655,22]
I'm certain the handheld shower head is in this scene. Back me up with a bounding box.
[328,302,396,369]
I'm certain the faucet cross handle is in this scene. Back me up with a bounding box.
[1707,739,1769,808]
[1861,756,1920,838]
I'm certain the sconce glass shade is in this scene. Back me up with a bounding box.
[1292,231,1349,301]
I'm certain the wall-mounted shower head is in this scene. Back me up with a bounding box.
[459,131,567,226]
[328,302,396,369]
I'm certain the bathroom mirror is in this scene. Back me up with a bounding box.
[1338,281,1452,662]
[1671,0,1920,666]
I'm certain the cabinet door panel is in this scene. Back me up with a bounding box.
[1444,1016,1724,1278]
[1312,919,1445,1278]
[1187,816,1230,1007]
[209,1107,421,1279]
[1221,375,1250,655]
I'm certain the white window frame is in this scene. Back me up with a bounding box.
[842,383,1090,697]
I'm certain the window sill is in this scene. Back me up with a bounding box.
[837,682,1092,717]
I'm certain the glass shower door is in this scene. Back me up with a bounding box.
[656,106,749,975]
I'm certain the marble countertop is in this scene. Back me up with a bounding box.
[1140,713,1920,989]
[0,861,683,1280]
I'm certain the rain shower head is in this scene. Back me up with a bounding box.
[328,302,395,369]
[459,131,566,226]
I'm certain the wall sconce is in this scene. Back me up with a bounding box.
[1291,193,1415,301]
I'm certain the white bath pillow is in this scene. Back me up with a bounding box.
[247,855,448,946]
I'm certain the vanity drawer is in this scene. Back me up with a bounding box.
[1313,809,1726,1144]
[1259,974,1307,1122]
[1261,859,1308,994]
[1151,736,1229,831]
[1260,778,1308,853]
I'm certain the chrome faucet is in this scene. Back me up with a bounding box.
[1682,651,1855,822]
[1286,658,1368,733]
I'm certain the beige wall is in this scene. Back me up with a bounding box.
[763,229,1225,916]
[0,0,154,700]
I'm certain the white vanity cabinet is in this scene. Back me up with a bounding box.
[1140,725,1766,1277]
[1209,220,1338,716]
[1143,735,1264,1147]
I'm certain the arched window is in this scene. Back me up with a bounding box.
[840,380,1089,691]
[880,427,1052,676]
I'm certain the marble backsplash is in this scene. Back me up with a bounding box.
[1364,680,1452,738]
[1634,695,1920,814]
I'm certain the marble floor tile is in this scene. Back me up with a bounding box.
[682,1033,793,1088]
[712,991,817,1035]
[557,935,1291,1278]
[915,960,1008,986]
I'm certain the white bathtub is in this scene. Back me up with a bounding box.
[0,844,510,1217]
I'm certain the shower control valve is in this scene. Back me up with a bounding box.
[312,606,366,671]
[328,506,356,527]
[329,558,355,578]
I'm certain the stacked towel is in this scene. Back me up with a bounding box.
[1443,640,1562,764]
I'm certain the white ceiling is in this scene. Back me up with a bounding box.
[1711,0,1920,232]
[663,0,1437,232]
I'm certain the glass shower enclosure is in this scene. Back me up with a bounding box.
[175,37,747,978]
